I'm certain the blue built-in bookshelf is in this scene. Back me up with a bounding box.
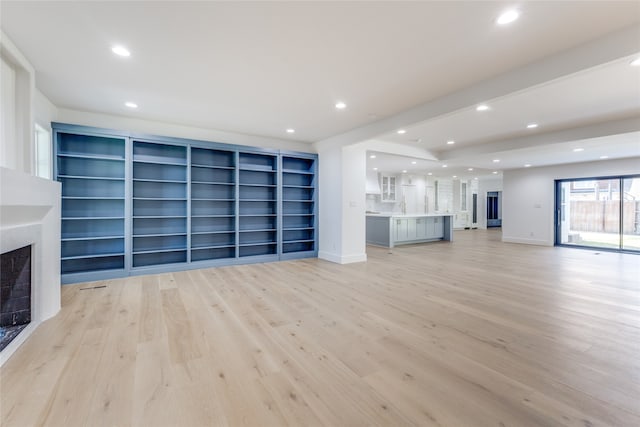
[53,123,317,284]
[57,132,126,276]
[132,140,188,268]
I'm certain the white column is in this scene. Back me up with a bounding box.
[318,143,367,264]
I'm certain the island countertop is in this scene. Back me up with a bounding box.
[365,213,453,218]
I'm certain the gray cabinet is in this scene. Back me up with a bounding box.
[395,218,410,241]
[394,216,449,245]
[415,217,427,239]
[366,214,453,248]
[420,217,443,239]
[432,217,444,238]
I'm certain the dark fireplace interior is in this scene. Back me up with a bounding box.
[0,245,32,352]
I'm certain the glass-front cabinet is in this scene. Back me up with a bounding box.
[381,174,396,202]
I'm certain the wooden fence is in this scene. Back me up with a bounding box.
[570,201,638,233]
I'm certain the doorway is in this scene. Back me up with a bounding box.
[487,191,502,227]
[555,175,640,252]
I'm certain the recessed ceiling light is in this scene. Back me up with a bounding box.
[453,175,457,178]
[631,58,640,66]
[474,177,478,180]
[125,102,138,109]
[397,129,406,134]
[335,101,347,110]
[526,123,538,129]
[493,159,500,163]
[447,140,455,145]
[370,154,376,159]
[524,164,531,168]
[600,155,609,159]
[112,45,131,57]
[493,171,498,174]
[411,161,417,165]
[573,148,584,152]
[373,167,378,171]
[467,168,473,171]
[286,128,295,134]
[402,170,407,173]
[442,165,448,168]
[496,10,519,25]
[476,104,490,112]
[428,172,433,176]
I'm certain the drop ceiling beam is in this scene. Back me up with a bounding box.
[313,24,640,152]
[437,115,640,160]
[364,140,438,161]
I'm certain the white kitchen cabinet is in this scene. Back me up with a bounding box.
[365,170,381,194]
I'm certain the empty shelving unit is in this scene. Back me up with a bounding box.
[282,156,316,255]
[238,152,278,258]
[57,132,126,278]
[53,123,317,284]
[132,141,188,268]
[190,147,237,262]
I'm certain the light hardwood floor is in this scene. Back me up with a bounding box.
[2,229,639,426]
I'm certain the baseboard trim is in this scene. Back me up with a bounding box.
[318,251,367,264]
[502,236,552,246]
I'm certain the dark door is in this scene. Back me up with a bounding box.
[487,191,502,227]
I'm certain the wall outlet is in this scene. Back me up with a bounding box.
[530,231,534,237]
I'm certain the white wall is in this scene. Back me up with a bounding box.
[341,143,367,262]
[502,157,640,246]
[318,146,343,260]
[57,108,314,153]
[318,143,367,263]
[34,89,58,132]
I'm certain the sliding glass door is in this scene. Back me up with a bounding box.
[622,176,640,251]
[555,175,640,252]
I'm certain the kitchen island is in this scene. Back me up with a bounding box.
[366,213,453,248]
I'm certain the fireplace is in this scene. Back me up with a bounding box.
[0,167,61,366]
[0,245,32,351]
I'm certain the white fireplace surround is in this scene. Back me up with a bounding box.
[1,167,61,366]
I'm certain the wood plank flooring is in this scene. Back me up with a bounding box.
[1,229,639,426]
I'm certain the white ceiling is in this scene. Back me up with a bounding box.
[2,1,640,175]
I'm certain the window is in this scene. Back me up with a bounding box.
[34,124,51,179]
[0,55,16,169]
